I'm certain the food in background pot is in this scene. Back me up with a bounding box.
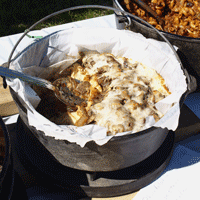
[121,0,200,38]
[35,51,171,136]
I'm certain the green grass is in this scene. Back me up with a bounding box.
[10,8,114,33]
[0,0,113,37]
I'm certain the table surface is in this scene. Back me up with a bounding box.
[0,14,200,200]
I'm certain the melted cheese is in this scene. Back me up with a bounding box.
[64,52,171,135]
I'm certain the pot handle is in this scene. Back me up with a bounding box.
[114,12,132,30]
[5,5,191,92]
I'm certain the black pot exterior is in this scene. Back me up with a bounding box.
[113,0,200,91]
[0,117,14,199]
[10,88,169,172]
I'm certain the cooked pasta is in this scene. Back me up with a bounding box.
[36,51,171,136]
[121,0,200,38]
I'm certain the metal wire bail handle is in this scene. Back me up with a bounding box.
[124,16,132,30]
[6,5,190,88]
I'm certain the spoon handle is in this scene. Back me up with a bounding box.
[134,0,164,26]
[0,66,54,90]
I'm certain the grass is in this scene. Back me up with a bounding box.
[0,0,113,37]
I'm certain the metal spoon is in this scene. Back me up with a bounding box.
[134,0,165,27]
[0,66,84,111]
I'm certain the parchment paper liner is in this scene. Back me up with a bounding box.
[7,27,187,147]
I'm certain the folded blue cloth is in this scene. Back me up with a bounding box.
[165,133,200,172]
[184,92,200,118]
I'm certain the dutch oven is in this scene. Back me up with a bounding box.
[0,116,14,199]
[3,5,196,172]
[113,0,200,91]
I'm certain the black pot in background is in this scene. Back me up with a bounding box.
[113,0,200,91]
[0,116,14,200]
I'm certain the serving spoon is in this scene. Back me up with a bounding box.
[0,66,84,111]
[133,0,165,27]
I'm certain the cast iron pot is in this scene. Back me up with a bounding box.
[5,5,195,172]
[113,0,200,91]
[8,91,170,173]
[0,117,14,199]
[9,69,193,172]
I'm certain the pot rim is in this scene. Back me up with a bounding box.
[109,126,161,142]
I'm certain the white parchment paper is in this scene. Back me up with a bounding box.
[7,27,187,147]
